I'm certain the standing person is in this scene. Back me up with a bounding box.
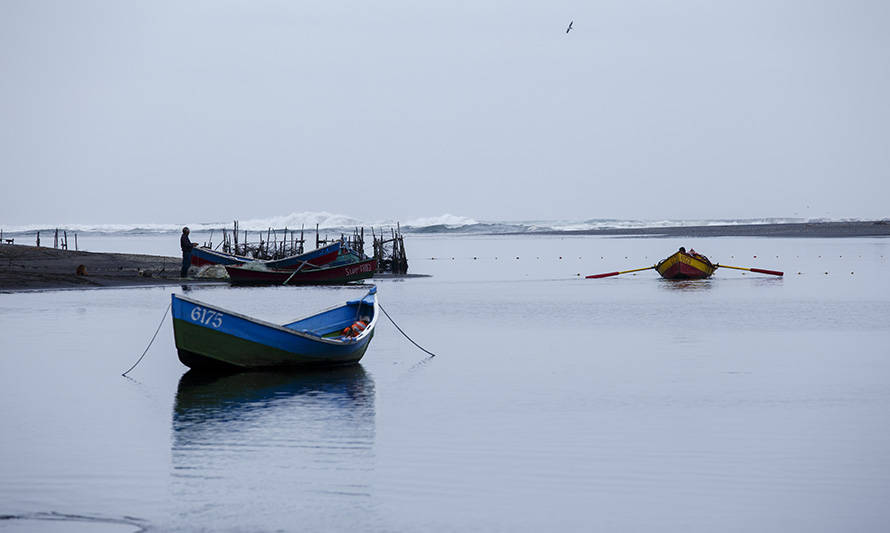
[180,227,197,277]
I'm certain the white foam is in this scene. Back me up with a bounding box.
[403,214,480,228]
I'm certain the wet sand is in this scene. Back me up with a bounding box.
[0,244,218,291]
[0,244,427,291]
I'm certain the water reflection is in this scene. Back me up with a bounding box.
[173,365,375,442]
[170,366,376,529]
[656,278,715,292]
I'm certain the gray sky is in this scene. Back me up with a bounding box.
[2,0,888,225]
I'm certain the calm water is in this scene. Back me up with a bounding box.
[1,235,889,532]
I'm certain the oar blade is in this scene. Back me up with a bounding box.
[750,268,783,276]
[585,271,620,279]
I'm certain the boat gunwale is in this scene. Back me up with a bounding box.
[656,251,715,269]
[192,246,254,263]
[172,290,378,346]
[260,241,342,268]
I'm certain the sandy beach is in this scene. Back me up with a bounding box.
[0,244,218,291]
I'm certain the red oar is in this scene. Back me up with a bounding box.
[586,266,654,279]
[716,264,783,276]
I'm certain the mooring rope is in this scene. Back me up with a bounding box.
[122,302,171,377]
[379,304,438,358]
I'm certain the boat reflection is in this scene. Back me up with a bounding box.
[170,366,377,528]
[657,278,715,292]
[172,365,375,445]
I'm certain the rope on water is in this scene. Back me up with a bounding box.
[122,302,171,377]
[379,304,438,358]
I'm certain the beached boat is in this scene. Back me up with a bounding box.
[191,241,342,270]
[190,246,253,267]
[655,249,716,279]
[225,258,377,285]
[170,287,378,371]
[261,241,342,269]
[327,243,368,267]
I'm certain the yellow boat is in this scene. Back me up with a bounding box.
[655,248,716,279]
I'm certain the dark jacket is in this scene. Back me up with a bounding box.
[181,233,194,253]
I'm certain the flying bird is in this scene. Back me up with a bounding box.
[566,20,573,33]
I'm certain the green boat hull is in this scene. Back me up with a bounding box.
[173,318,372,371]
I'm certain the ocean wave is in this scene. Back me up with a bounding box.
[1,214,880,236]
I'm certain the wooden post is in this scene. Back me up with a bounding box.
[75,233,78,251]
[63,230,68,250]
[37,231,40,247]
[233,221,238,255]
[399,234,408,273]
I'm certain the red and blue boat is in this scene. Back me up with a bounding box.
[224,258,377,285]
[171,286,378,371]
[190,241,342,270]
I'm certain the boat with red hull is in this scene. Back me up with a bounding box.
[191,242,341,270]
[225,258,378,285]
[655,250,716,279]
[587,248,782,280]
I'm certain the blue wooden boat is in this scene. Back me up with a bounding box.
[171,287,378,371]
[191,241,342,270]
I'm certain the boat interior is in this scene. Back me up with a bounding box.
[284,295,375,338]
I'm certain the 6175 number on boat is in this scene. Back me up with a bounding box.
[190,306,223,328]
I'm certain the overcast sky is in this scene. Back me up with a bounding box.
[1,0,888,225]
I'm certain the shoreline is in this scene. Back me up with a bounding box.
[2,221,887,291]
[0,244,220,292]
[523,220,890,238]
[0,244,427,292]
